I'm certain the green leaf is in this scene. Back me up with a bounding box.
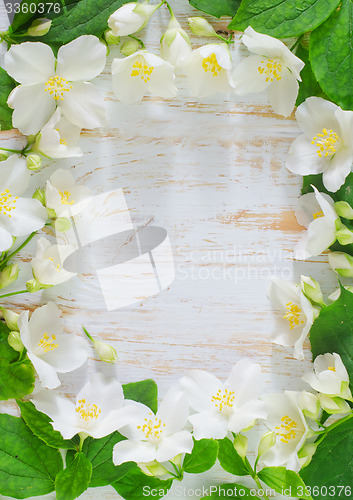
[310,0,353,110]
[0,321,35,400]
[17,400,78,450]
[0,413,63,499]
[310,286,353,388]
[0,67,15,131]
[183,438,218,474]
[40,0,131,44]
[217,437,249,476]
[74,431,134,487]
[295,45,327,106]
[202,483,259,498]
[55,452,92,500]
[189,0,241,18]
[258,467,313,499]
[112,466,173,500]
[301,416,353,500]
[123,379,158,413]
[228,0,340,37]
[301,172,353,255]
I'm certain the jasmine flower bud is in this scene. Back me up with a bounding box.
[233,434,248,459]
[329,251,353,277]
[26,153,42,171]
[121,39,141,56]
[27,18,52,37]
[0,307,19,331]
[0,263,19,289]
[8,330,24,353]
[257,431,276,458]
[300,275,325,307]
[104,29,120,45]
[83,327,118,364]
[335,201,353,220]
[188,17,217,37]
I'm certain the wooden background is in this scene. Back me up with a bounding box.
[0,1,337,498]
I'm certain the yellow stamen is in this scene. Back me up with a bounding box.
[283,302,304,330]
[44,75,72,101]
[137,412,166,440]
[311,128,341,158]
[257,58,282,82]
[202,53,222,77]
[312,210,324,219]
[76,399,102,422]
[60,190,74,205]
[211,388,235,413]
[0,188,18,218]
[275,415,298,443]
[131,56,154,82]
[328,366,336,372]
[59,138,67,145]
[38,332,59,353]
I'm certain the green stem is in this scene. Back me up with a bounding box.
[315,412,353,446]
[254,475,270,500]
[169,460,183,480]
[216,33,234,44]
[0,289,28,300]
[128,35,145,50]
[290,34,304,51]
[162,0,174,17]
[82,326,94,342]
[0,146,25,155]
[0,231,37,271]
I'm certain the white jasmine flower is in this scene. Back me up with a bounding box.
[183,43,234,98]
[108,2,157,37]
[302,353,353,401]
[233,26,304,117]
[45,169,91,218]
[295,188,339,260]
[32,372,135,439]
[179,359,267,440]
[18,303,88,389]
[112,50,177,104]
[287,97,353,192]
[160,17,191,68]
[5,35,106,134]
[113,388,193,464]
[268,278,314,360]
[31,237,76,287]
[35,108,82,159]
[0,155,47,252]
[262,391,310,471]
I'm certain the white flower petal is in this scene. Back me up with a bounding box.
[113,439,156,465]
[59,82,105,129]
[0,198,47,237]
[242,27,290,59]
[10,84,56,135]
[155,430,193,462]
[322,149,353,192]
[189,410,228,440]
[295,97,341,139]
[306,217,336,256]
[57,35,106,82]
[233,55,272,95]
[27,352,61,389]
[179,370,221,412]
[77,373,125,417]
[31,390,78,439]
[266,67,298,117]
[0,155,29,196]
[146,64,177,99]
[157,388,189,435]
[228,399,268,433]
[226,359,262,404]
[287,134,325,176]
[0,226,13,252]
[5,42,55,84]
[41,333,87,373]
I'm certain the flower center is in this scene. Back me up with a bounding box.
[76,399,102,422]
[44,76,72,101]
[137,413,166,441]
[312,210,324,220]
[60,190,74,205]
[48,257,61,272]
[131,57,154,82]
[311,128,341,158]
[283,302,304,330]
[38,332,58,353]
[328,366,336,372]
[0,189,18,218]
[275,415,299,443]
[202,53,222,77]
[257,59,282,82]
[211,388,235,413]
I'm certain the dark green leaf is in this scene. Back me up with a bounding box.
[301,416,353,499]
[258,466,313,499]
[217,437,249,476]
[310,286,353,388]
[0,321,35,400]
[112,466,173,500]
[17,400,78,450]
[302,172,353,255]
[310,0,353,110]
[295,45,327,106]
[0,67,15,131]
[123,379,158,413]
[55,452,92,500]
[74,431,134,487]
[40,0,131,44]
[203,483,259,498]
[183,438,218,474]
[189,0,241,18]
[0,413,63,499]
[228,0,340,37]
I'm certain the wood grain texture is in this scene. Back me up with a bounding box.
[0,2,337,499]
